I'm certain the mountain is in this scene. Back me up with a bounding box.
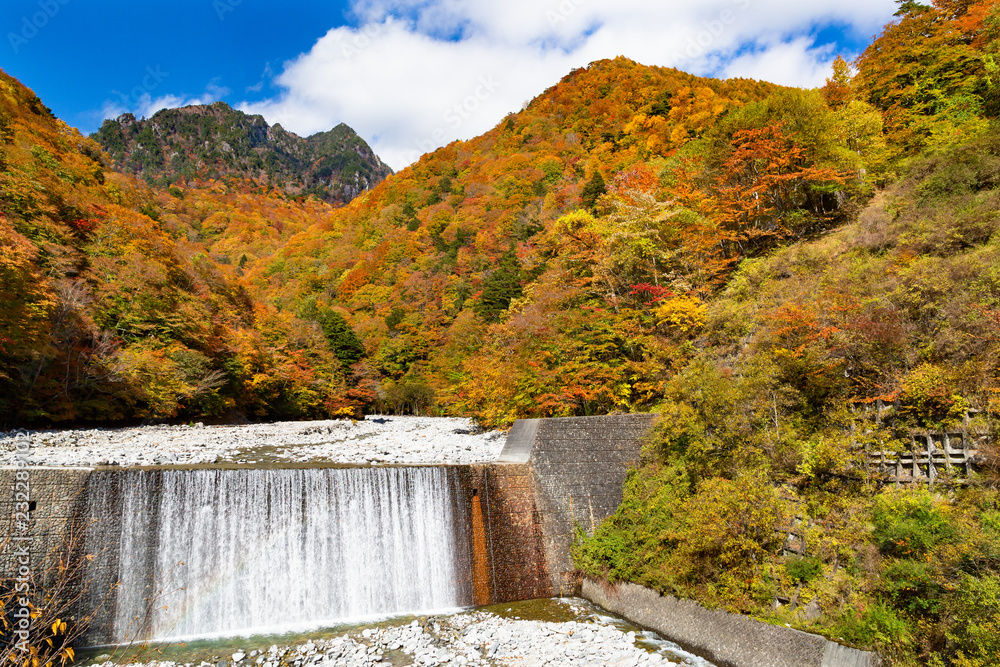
[241,57,833,423]
[0,71,366,425]
[91,102,392,203]
[4,2,1000,662]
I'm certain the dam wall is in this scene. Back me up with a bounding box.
[0,466,91,580]
[489,414,658,598]
[0,414,657,644]
[1,414,881,666]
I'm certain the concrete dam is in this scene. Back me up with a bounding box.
[1,414,879,667]
[2,415,656,646]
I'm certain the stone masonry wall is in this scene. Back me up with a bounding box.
[0,467,91,576]
[456,464,552,604]
[497,414,658,596]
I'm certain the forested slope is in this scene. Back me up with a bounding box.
[0,75,367,425]
[247,58,861,423]
[572,3,1000,665]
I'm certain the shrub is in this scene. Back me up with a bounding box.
[655,295,707,333]
[872,490,959,558]
[668,470,787,607]
[572,523,640,583]
[0,518,102,667]
[785,556,824,583]
[835,603,913,650]
[794,432,856,480]
[898,364,969,428]
[945,574,1000,667]
[881,559,943,616]
[572,462,691,586]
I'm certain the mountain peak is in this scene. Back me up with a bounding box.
[92,104,392,203]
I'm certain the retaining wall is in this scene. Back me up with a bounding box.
[455,464,550,604]
[493,414,657,597]
[582,579,880,667]
[0,467,91,575]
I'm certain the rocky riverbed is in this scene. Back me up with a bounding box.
[87,600,714,667]
[0,416,506,467]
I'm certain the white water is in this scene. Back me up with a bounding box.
[87,467,469,642]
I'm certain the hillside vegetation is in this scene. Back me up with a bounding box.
[0,57,797,426]
[575,129,1000,665]
[1,0,1000,663]
[572,2,1000,665]
[228,0,996,428]
[0,77,367,424]
[244,60,855,423]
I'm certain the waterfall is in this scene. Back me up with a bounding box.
[85,467,471,642]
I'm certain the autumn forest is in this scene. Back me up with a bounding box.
[3,0,1000,663]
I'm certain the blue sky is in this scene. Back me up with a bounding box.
[1,0,356,129]
[1,0,898,169]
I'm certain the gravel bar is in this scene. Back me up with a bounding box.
[0,416,506,468]
[87,600,714,667]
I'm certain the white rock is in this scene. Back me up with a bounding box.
[1,416,504,467]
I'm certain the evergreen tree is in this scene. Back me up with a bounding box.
[894,0,929,16]
[581,171,606,212]
[474,249,523,322]
[319,309,366,367]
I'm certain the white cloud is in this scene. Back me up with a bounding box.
[719,37,837,88]
[237,0,896,170]
[91,1,897,168]
[239,18,581,168]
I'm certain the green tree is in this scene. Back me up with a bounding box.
[319,309,366,367]
[474,249,524,322]
[822,55,854,109]
[581,171,606,212]
[894,0,929,17]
